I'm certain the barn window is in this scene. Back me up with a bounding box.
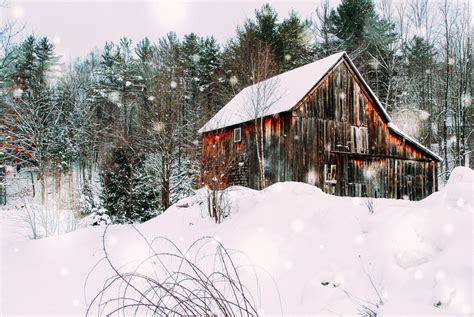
[233,127,242,143]
[351,126,369,154]
[324,164,337,184]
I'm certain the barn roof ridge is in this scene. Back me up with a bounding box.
[199,51,442,162]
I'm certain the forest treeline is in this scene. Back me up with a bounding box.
[0,0,472,223]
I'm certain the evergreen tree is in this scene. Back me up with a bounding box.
[130,159,159,222]
[328,0,397,103]
[278,11,316,71]
[224,4,316,89]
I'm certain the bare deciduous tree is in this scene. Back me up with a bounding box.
[245,42,281,190]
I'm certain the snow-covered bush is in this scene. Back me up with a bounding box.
[204,187,232,224]
[78,181,95,215]
[90,207,111,226]
[22,203,78,239]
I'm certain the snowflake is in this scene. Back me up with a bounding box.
[413,269,424,280]
[456,198,465,207]
[52,36,61,45]
[291,219,305,233]
[107,234,118,245]
[419,110,430,121]
[354,234,364,245]
[435,270,446,281]
[284,54,291,61]
[153,121,165,132]
[257,226,265,233]
[462,93,472,108]
[60,267,70,277]
[147,95,155,101]
[108,91,120,103]
[191,54,200,63]
[72,298,80,307]
[364,168,374,179]
[170,80,177,89]
[319,244,325,250]
[370,58,380,70]
[229,76,238,86]
[448,58,455,65]
[13,88,23,98]
[284,260,293,270]
[443,223,454,235]
[125,81,132,87]
[12,6,24,18]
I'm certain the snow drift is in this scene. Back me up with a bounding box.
[1,167,473,316]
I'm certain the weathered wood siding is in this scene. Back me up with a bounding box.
[201,60,438,200]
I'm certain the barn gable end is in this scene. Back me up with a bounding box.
[289,59,437,198]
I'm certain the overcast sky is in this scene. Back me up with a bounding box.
[0,0,332,62]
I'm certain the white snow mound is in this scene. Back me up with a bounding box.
[1,167,473,316]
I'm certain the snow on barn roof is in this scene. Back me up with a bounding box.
[199,51,441,161]
[387,122,442,161]
[199,52,346,133]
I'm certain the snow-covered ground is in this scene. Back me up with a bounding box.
[1,167,473,316]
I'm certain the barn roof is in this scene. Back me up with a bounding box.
[199,51,442,161]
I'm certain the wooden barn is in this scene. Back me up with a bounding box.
[199,52,442,200]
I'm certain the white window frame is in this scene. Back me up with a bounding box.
[324,164,337,184]
[233,127,242,143]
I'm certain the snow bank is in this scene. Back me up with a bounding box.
[1,167,473,316]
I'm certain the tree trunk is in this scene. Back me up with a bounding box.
[128,161,134,220]
[161,155,170,210]
[254,118,265,190]
[30,170,35,198]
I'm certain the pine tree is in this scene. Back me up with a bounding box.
[278,11,316,71]
[224,4,317,89]
[328,0,397,103]
[130,159,159,222]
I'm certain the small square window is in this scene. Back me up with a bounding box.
[324,164,337,184]
[233,127,242,143]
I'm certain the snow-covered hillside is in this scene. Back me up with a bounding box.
[1,167,473,316]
